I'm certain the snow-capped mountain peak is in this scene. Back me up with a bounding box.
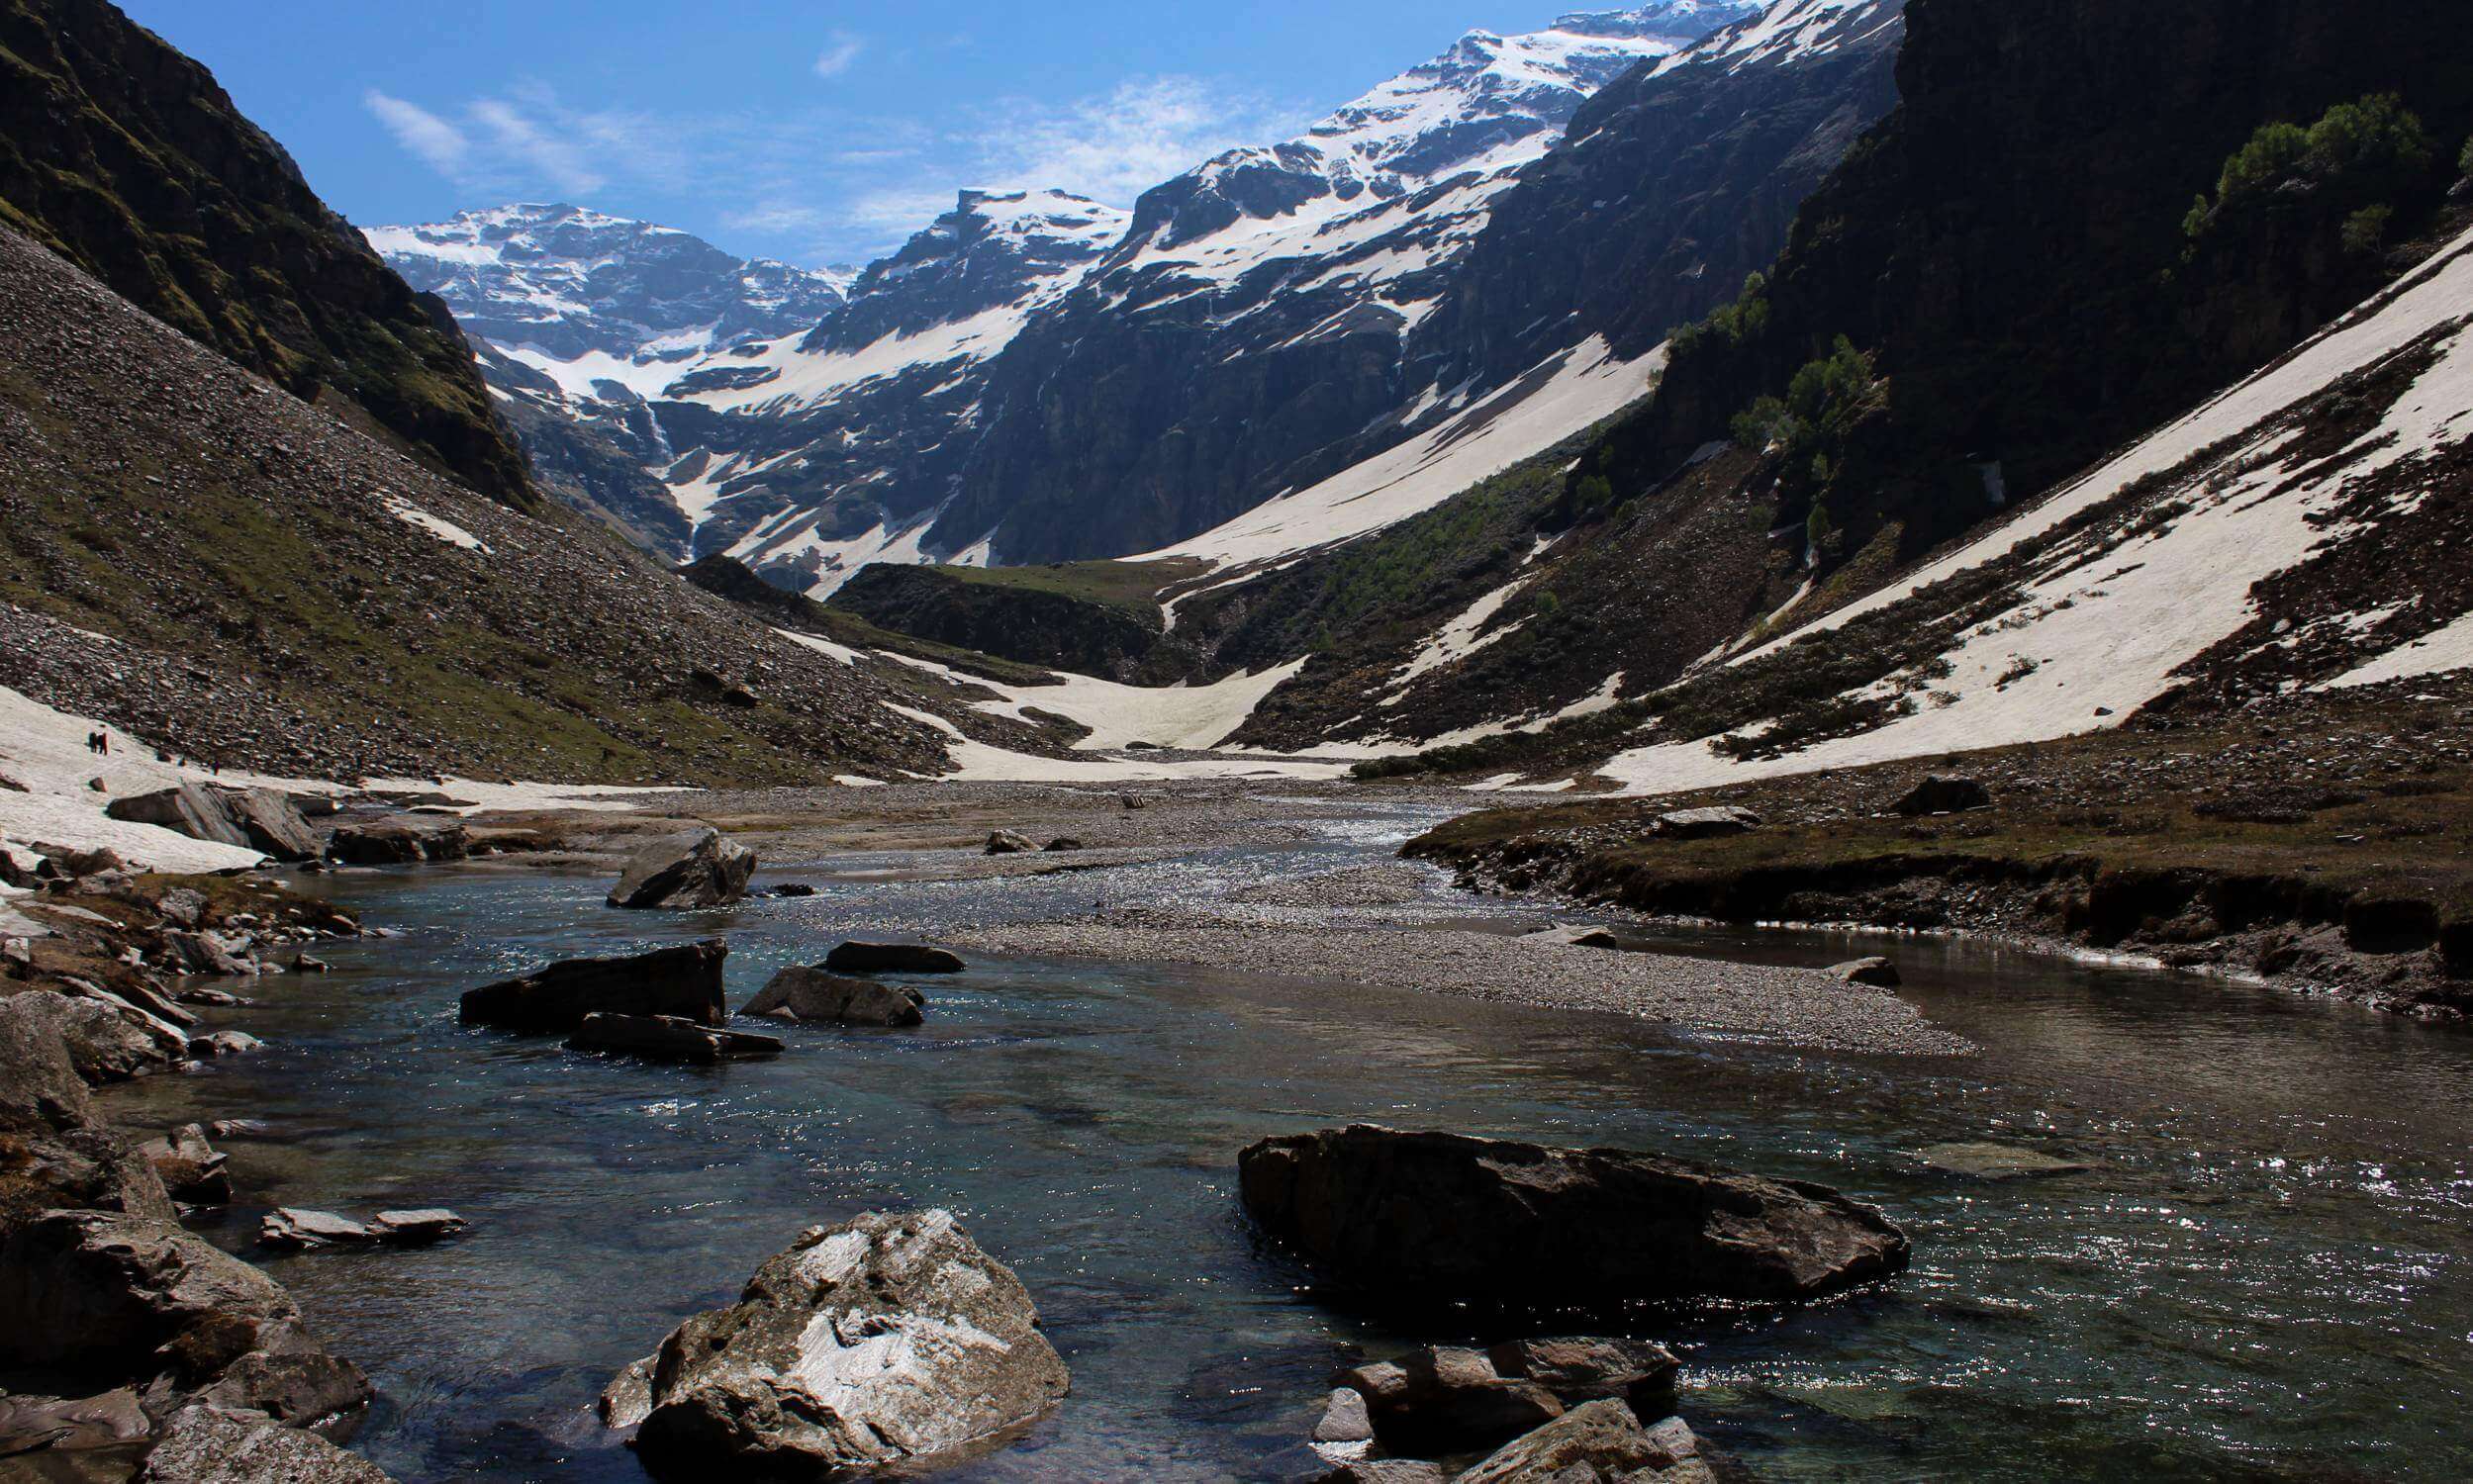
[1655,0,1901,75]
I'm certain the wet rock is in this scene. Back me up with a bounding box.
[1337,1347,1562,1453]
[1456,1400,1708,1484]
[13,986,187,1081]
[1829,956,1903,988]
[1894,776,1992,816]
[1916,1142,2093,1181]
[0,1210,371,1426]
[600,1355,656,1430]
[822,942,965,974]
[1043,837,1087,853]
[293,954,331,974]
[607,827,756,909]
[259,1209,375,1250]
[625,1209,1068,1479]
[1488,1337,1680,1418]
[141,1124,232,1205]
[769,882,817,898]
[567,1012,783,1065]
[0,1386,149,1462]
[1651,806,1760,840]
[137,1403,394,1482]
[368,1209,468,1245]
[742,967,925,1027]
[459,939,727,1033]
[187,1029,263,1059]
[1311,1386,1375,1444]
[326,818,471,866]
[172,986,251,1008]
[985,829,1039,855]
[1523,924,1620,950]
[1239,1125,1910,1309]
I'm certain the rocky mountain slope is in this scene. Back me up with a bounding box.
[380,3,1930,588]
[0,0,533,508]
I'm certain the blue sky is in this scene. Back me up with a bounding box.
[120,1,1599,269]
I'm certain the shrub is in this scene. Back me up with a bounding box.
[2187,94,2435,239]
[2342,203,2394,255]
[1728,336,1885,544]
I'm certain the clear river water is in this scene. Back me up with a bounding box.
[102,803,2473,1482]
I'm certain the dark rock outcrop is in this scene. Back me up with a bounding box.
[1455,1399,1710,1484]
[1829,957,1903,988]
[459,939,727,1033]
[823,942,965,975]
[985,830,1038,856]
[566,1012,783,1064]
[623,1210,1068,1478]
[606,827,756,909]
[0,992,174,1234]
[327,819,472,867]
[1894,777,1991,816]
[1336,1347,1564,1454]
[1489,1336,1682,1419]
[0,1209,371,1427]
[1239,1125,1909,1309]
[741,967,925,1027]
[139,1124,232,1205]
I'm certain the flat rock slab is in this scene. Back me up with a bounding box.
[742,966,924,1026]
[1829,956,1903,988]
[568,1013,782,1065]
[823,941,965,974]
[1523,924,1620,949]
[1652,806,1760,840]
[609,827,756,909]
[1916,1142,2094,1180]
[460,939,726,1033]
[1240,1124,1910,1311]
[623,1209,1068,1479]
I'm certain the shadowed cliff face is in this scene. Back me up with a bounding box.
[1603,0,2473,552]
[0,0,536,509]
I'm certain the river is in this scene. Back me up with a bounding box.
[102,804,2473,1482]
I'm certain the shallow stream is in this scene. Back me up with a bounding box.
[104,806,2473,1481]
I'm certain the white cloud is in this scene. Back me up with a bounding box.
[975,77,1290,205]
[363,90,469,177]
[813,32,866,79]
[468,99,607,197]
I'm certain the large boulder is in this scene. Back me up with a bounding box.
[0,1210,371,1427]
[0,993,175,1233]
[103,786,318,863]
[624,1210,1068,1478]
[8,986,187,1082]
[1455,1400,1711,1484]
[139,1124,233,1205]
[984,830,1038,856]
[1488,1337,1681,1419]
[137,1404,393,1482]
[1651,806,1760,840]
[822,942,965,974]
[607,828,756,909]
[1238,1126,1909,1309]
[1893,776,1992,816]
[742,967,925,1027]
[567,1013,783,1065]
[459,940,726,1033]
[326,818,470,866]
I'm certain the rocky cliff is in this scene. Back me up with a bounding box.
[0,0,535,508]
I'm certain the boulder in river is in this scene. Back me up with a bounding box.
[1310,1386,1374,1443]
[1336,1346,1563,1453]
[1456,1399,1709,1484]
[1829,956,1903,988]
[139,1124,232,1205]
[459,939,726,1032]
[1238,1125,1909,1309]
[326,817,471,866]
[985,830,1039,856]
[1915,1142,2093,1181]
[1488,1337,1681,1418]
[137,1403,395,1482]
[1894,775,1992,816]
[567,1012,784,1065]
[742,967,925,1027]
[1650,806,1760,840]
[823,941,965,974]
[624,1209,1068,1478]
[369,1209,469,1245]
[259,1208,376,1250]
[0,1210,371,1426]
[104,784,319,862]
[608,827,756,909]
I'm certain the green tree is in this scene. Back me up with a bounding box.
[2188,94,2435,239]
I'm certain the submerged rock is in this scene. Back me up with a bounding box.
[1894,776,1992,816]
[0,1210,371,1426]
[1456,1400,1709,1484]
[624,1209,1068,1479]
[1829,956,1903,988]
[567,1012,783,1064]
[823,941,965,974]
[459,939,726,1033]
[742,967,924,1027]
[1239,1125,1909,1309]
[608,827,756,909]
[1916,1142,2093,1181]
